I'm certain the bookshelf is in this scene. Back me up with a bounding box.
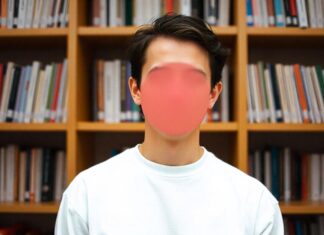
[0,0,324,232]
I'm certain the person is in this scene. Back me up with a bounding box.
[55,14,284,234]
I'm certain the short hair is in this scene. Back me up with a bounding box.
[128,13,230,88]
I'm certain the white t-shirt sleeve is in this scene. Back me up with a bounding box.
[254,188,284,235]
[55,174,89,235]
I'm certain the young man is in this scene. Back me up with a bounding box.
[55,14,283,234]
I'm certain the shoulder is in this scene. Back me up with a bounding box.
[63,147,136,198]
[205,150,269,197]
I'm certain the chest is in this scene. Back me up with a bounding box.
[87,177,250,235]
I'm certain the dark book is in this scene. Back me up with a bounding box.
[294,153,302,200]
[315,65,324,101]
[268,63,283,122]
[24,148,31,202]
[106,0,110,26]
[271,147,280,200]
[283,0,293,26]
[125,0,132,25]
[41,148,56,202]
[13,0,19,28]
[6,66,21,122]
[191,0,204,19]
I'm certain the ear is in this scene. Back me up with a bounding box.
[128,76,142,105]
[208,82,222,109]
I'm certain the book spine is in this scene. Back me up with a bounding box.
[274,0,286,26]
[6,66,21,122]
[296,0,308,28]
[246,0,254,26]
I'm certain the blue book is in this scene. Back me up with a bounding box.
[273,0,285,27]
[19,65,31,122]
[246,0,254,26]
[295,220,302,235]
[271,147,280,200]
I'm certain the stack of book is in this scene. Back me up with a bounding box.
[0,0,69,29]
[246,0,324,28]
[0,59,68,123]
[284,216,324,234]
[92,59,141,123]
[0,145,66,203]
[249,147,324,201]
[247,62,324,123]
[90,0,231,27]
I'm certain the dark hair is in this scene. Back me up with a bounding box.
[128,13,230,88]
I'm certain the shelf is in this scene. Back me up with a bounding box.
[247,27,324,37]
[247,28,324,48]
[77,122,238,132]
[0,202,59,214]
[248,124,324,132]
[200,122,238,132]
[79,26,237,37]
[280,201,324,214]
[0,123,67,132]
[0,28,68,37]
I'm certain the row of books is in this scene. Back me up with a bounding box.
[93,59,141,123]
[246,0,324,28]
[284,216,324,235]
[93,59,230,123]
[0,226,39,235]
[0,145,66,203]
[0,59,68,123]
[90,0,231,27]
[247,62,324,123]
[0,0,69,29]
[249,147,324,202]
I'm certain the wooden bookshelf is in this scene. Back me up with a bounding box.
[0,28,68,37]
[0,123,67,132]
[280,201,324,215]
[0,202,59,214]
[248,124,324,132]
[0,0,323,226]
[77,122,238,132]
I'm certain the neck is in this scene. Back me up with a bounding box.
[139,123,203,166]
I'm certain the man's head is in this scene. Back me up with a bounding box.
[128,14,229,139]
[128,14,229,89]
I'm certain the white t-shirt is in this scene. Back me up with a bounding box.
[55,145,284,235]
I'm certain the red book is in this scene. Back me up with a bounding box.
[165,0,174,14]
[289,0,297,16]
[293,64,310,123]
[50,63,63,122]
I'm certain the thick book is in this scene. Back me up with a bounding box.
[269,63,283,122]
[6,65,21,122]
[41,148,55,202]
[293,64,310,123]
